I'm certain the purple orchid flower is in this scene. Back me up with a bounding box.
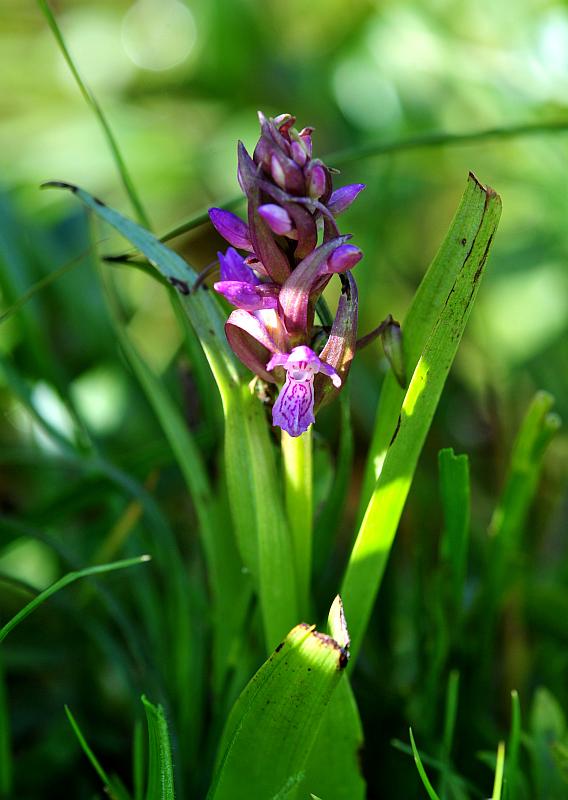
[267,346,341,437]
[206,112,376,437]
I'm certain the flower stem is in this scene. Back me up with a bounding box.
[281,427,313,617]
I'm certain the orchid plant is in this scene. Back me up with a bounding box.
[208,112,401,437]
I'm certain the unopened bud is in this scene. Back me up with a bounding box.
[258,204,294,235]
[291,140,307,166]
[327,244,363,273]
[299,127,314,159]
[307,163,326,199]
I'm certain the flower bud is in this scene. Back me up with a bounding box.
[327,244,363,273]
[258,204,294,235]
[306,163,326,199]
[327,183,366,215]
[290,140,307,166]
[209,208,253,251]
[270,152,305,195]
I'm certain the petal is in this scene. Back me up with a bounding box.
[214,280,279,311]
[225,309,279,383]
[317,359,342,388]
[278,235,351,334]
[218,247,259,283]
[209,208,254,252]
[266,352,290,371]
[284,202,317,260]
[327,184,366,215]
[272,374,315,437]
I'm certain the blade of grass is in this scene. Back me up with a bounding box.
[491,742,506,800]
[505,691,521,799]
[142,696,176,800]
[133,719,145,800]
[488,391,560,567]
[438,449,470,617]
[342,174,501,662]
[208,600,350,800]
[281,428,313,617]
[0,656,11,798]
[0,555,150,642]
[410,728,442,800]
[37,0,150,227]
[65,705,131,800]
[438,670,460,800]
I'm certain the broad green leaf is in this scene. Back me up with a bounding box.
[357,173,498,524]
[142,696,176,800]
[44,181,298,651]
[208,606,350,800]
[302,678,365,800]
[0,555,150,642]
[343,174,501,660]
[65,706,131,800]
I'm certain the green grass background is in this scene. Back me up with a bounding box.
[0,0,567,797]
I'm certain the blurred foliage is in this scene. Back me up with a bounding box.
[0,0,567,798]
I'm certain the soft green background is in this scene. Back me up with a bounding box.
[1,1,567,798]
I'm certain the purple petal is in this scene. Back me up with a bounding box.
[209,208,253,251]
[327,244,363,273]
[272,374,315,437]
[214,280,279,311]
[258,204,293,235]
[327,184,366,215]
[278,236,351,334]
[225,309,279,383]
[218,247,259,283]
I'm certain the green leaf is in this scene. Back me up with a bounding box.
[142,696,176,800]
[505,691,521,800]
[208,604,350,800]
[343,174,501,661]
[491,742,506,800]
[0,555,150,642]
[357,173,498,524]
[302,678,365,800]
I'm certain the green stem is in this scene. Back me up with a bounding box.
[281,428,313,618]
